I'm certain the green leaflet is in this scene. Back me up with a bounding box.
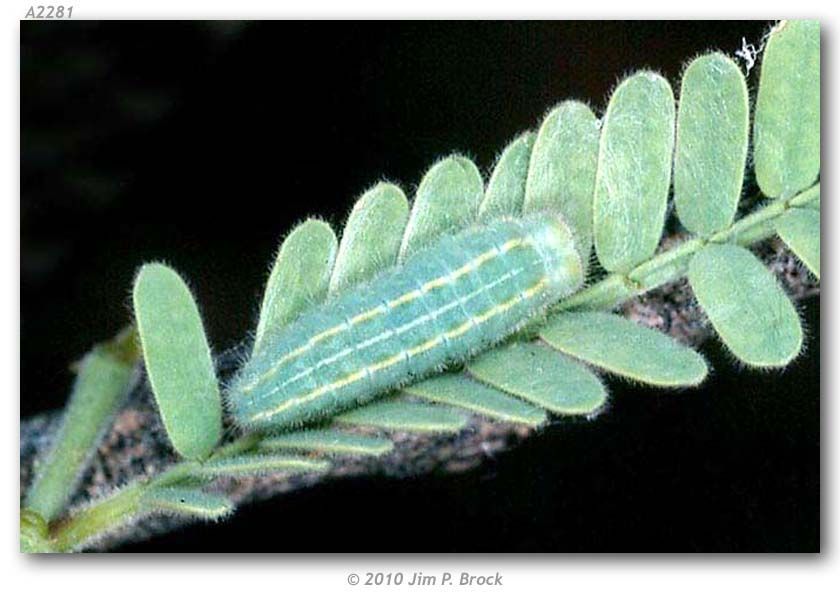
[539,312,708,387]
[405,373,547,426]
[674,53,749,235]
[800,189,821,210]
[133,264,222,460]
[478,132,534,222]
[330,183,410,293]
[525,101,600,257]
[259,430,394,456]
[144,486,233,521]
[688,243,803,367]
[198,454,331,477]
[335,399,468,432]
[594,71,675,273]
[469,343,606,415]
[254,219,337,354]
[754,20,820,199]
[25,328,138,522]
[399,155,484,259]
[777,208,820,278]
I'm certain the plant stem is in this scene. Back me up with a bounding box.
[556,183,819,312]
[49,433,263,551]
[51,483,146,552]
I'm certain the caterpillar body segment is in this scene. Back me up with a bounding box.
[228,214,583,430]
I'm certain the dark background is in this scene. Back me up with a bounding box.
[21,21,819,552]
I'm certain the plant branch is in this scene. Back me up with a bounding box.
[48,436,263,551]
[556,183,819,312]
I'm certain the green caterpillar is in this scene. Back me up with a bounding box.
[229,214,583,430]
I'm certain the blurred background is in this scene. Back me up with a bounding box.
[21,21,819,551]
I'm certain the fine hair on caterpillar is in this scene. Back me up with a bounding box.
[229,213,583,430]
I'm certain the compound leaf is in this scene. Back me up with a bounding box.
[754,20,820,198]
[133,264,222,460]
[674,53,749,235]
[469,342,607,415]
[688,243,802,367]
[330,183,409,293]
[540,311,708,386]
[593,71,675,273]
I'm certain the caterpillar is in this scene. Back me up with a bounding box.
[228,213,584,430]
